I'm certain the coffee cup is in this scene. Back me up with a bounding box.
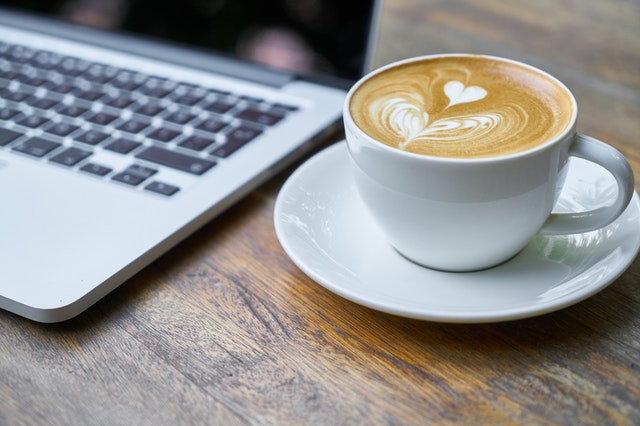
[343,54,635,271]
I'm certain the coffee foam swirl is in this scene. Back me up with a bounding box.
[350,57,573,158]
[376,95,530,155]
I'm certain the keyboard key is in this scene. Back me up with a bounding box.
[0,70,20,80]
[112,172,145,186]
[76,89,105,101]
[145,181,180,196]
[83,64,118,84]
[49,147,92,166]
[58,105,89,117]
[18,75,48,87]
[0,108,21,121]
[56,57,89,76]
[146,78,174,91]
[174,93,204,106]
[147,127,181,142]
[196,118,227,133]
[104,138,142,154]
[17,115,49,129]
[204,100,235,114]
[87,112,118,125]
[128,164,158,178]
[27,97,59,110]
[178,135,214,151]
[165,111,197,124]
[45,122,80,137]
[235,107,284,126]
[112,164,157,186]
[0,128,22,146]
[136,146,216,175]
[139,78,174,98]
[46,81,76,94]
[80,162,112,176]
[6,45,35,63]
[212,125,262,158]
[103,95,135,109]
[12,137,61,157]
[2,91,31,103]
[76,130,109,145]
[111,71,146,91]
[118,119,149,134]
[30,50,62,70]
[135,103,164,117]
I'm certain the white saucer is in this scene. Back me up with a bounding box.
[274,142,640,323]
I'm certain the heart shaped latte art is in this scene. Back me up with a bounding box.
[444,80,487,108]
[371,79,501,151]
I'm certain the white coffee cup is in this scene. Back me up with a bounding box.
[343,54,635,271]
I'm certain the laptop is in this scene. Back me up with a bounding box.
[0,0,381,322]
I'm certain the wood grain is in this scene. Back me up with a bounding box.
[2,0,639,425]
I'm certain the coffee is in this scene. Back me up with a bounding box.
[349,55,575,158]
[344,54,634,271]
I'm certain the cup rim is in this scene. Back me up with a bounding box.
[344,53,579,163]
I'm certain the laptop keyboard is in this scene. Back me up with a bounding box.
[0,41,299,196]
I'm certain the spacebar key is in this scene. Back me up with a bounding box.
[136,146,216,175]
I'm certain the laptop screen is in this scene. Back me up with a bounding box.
[0,0,374,80]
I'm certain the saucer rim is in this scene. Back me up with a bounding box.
[274,141,640,323]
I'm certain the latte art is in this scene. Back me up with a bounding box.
[444,80,487,107]
[376,91,530,152]
[349,56,574,158]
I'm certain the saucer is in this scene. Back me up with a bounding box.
[274,142,640,323]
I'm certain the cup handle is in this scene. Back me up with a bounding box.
[539,134,635,235]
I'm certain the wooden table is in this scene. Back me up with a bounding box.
[3,1,639,424]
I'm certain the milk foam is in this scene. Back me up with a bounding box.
[350,56,573,158]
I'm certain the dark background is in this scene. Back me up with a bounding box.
[0,0,373,79]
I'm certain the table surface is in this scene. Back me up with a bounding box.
[3,1,639,424]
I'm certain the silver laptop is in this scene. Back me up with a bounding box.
[0,0,381,322]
